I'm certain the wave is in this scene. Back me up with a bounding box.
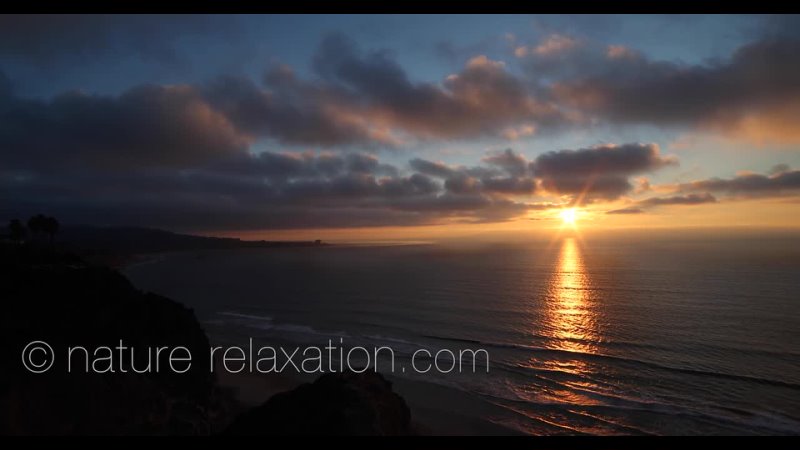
[210,310,800,434]
[423,333,800,390]
[218,311,274,322]
[214,313,800,391]
[483,388,800,435]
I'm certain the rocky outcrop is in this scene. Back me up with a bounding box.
[224,371,412,435]
[0,244,231,435]
[0,244,413,435]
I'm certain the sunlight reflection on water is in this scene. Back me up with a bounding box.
[544,237,600,356]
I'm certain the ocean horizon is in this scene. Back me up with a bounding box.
[125,231,800,435]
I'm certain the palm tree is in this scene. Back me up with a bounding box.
[8,219,26,243]
[27,214,46,240]
[27,214,59,244]
[43,216,60,244]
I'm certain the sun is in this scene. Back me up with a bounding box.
[560,208,577,226]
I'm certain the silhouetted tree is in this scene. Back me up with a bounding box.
[27,214,47,240]
[43,216,60,244]
[27,214,59,244]
[8,219,26,243]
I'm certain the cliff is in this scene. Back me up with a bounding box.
[0,244,229,434]
[0,243,411,435]
[225,370,412,435]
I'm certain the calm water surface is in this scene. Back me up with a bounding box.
[125,233,800,435]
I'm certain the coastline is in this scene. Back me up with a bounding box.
[119,248,524,434]
[213,357,524,435]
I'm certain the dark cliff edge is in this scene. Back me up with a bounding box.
[0,243,409,435]
[0,244,228,434]
[224,371,412,436]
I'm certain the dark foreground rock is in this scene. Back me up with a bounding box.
[0,244,232,435]
[0,244,415,435]
[225,371,412,435]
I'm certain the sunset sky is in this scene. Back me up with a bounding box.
[1,14,799,240]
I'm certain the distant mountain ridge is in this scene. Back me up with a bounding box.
[58,225,325,256]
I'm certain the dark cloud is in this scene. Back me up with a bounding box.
[409,156,536,196]
[532,143,677,177]
[0,61,565,230]
[204,73,395,148]
[411,143,678,202]
[606,207,644,214]
[202,47,560,148]
[4,20,798,232]
[0,15,238,68]
[209,151,393,180]
[639,193,717,206]
[408,158,457,178]
[345,153,398,176]
[444,175,481,195]
[676,168,800,197]
[482,149,530,177]
[4,18,800,150]
[480,177,537,195]
[532,143,677,200]
[0,145,543,231]
[307,33,567,141]
[545,20,800,142]
[0,84,250,172]
[198,33,573,147]
[769,163,791,176]
[6,21,798,154]
[542,175,633,201]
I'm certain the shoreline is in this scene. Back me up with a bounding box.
[213,355,524,435]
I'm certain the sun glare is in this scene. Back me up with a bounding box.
[561,208,577,226]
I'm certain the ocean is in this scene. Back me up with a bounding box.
[124,231,800,435]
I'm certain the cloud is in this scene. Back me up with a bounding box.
[3,20,799,232]
[409,153,536,196]
[6,27,554,152]
[408,158,458,178]
[0,15,238,68]
[482,148,530,177]
[7,22,798,154]
[676,167,800,198]
[547,20,800,144]
[769,163,791,176]
[500,124,537,140]
[204,72,399,148]
[531,143,677,200]
[606,45,638,60]
[5,18,800,151]
[606,207,644,214]
[410,143,678,202]
[514,34,580,58]
[1,61,567,230]
[0,145,546,230]
[0,83,250,172]
[533,34,580,56]
[193,33,574,148]
[532,143,676,177]
[480,177,537,195]
[639,193,717,206]
[306,33,568,141]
